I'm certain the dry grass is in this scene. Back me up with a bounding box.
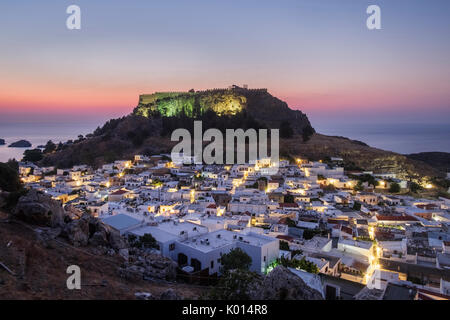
[0,212,205,300]
[280,134,441,179]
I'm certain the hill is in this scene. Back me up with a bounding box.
[407,152,450,173]
[39,86,444,181]
[134,86,313,135]
[280,134,442,180]
[0,210,205,299]
[40,86,314,168]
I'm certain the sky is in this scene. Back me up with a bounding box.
[0,0,449,128]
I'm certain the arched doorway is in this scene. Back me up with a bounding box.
[178,253,188,267]
[191,258,201,272]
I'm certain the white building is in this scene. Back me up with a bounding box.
[172,230,279,275]
[129,221,209,257]
[338,239,373,258]
[101,214,145,235]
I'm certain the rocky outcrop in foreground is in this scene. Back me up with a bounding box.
[0,138,5,145]
[61,212,126,249]
[209,266,324,300]
[118,250,178,282]
[11,189,179,286]
[0,190,9,208]
[248,266,324,300]
[13,189,67,227]
[0,209,203,299]
[12,190,127,249]
[135,288,183,300]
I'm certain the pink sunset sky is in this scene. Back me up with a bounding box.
[0,0,449,126]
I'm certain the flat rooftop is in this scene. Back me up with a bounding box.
[102,214,142,231]
[131,226,178,242]
[300,236,332,252]
[179,230,277,253]
[131,220,208,242]
[339,239,373,250]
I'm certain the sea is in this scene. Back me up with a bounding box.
[0,121,449,163]
[0,122,100,163]
[314,122,450,155]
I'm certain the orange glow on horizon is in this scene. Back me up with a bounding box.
[1,80,448,118]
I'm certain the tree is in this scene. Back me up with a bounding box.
[280,121,294,139]
[284,194,295,203]
[291,249,303,257]
[6,159,18,171]
[0,162,22,193]
[302,125,315,142]
[353,181,364,191]
[127,234,139,247]
[208,269,261,300]
[139,233,159,249]
[409,182,421,193]
[22,149,43,163]
[220,248,252,273]
[353,202,362,211]
[284,217,297,227]
[356,174,378,188]
[246,182,259,189]
[303,229,320,240]
[276,256,319,274]
[124,168,134,175]
[389,182,401,193]
[279,240,290,251]
[151,178,163,187]
[43,140,56,154]
[322,184,336,191]
[0,161,25,208]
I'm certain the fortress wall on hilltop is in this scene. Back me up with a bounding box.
[139,87,268,105]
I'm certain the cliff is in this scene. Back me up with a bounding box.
[134,86,314,135]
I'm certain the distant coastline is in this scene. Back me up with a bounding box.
[314,122,450,155]
[8,139,32,148]
[0,122,99,162]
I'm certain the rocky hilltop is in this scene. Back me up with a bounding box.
[41,86,314,168]
[39,86,445,181]
[134,86,313,135]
